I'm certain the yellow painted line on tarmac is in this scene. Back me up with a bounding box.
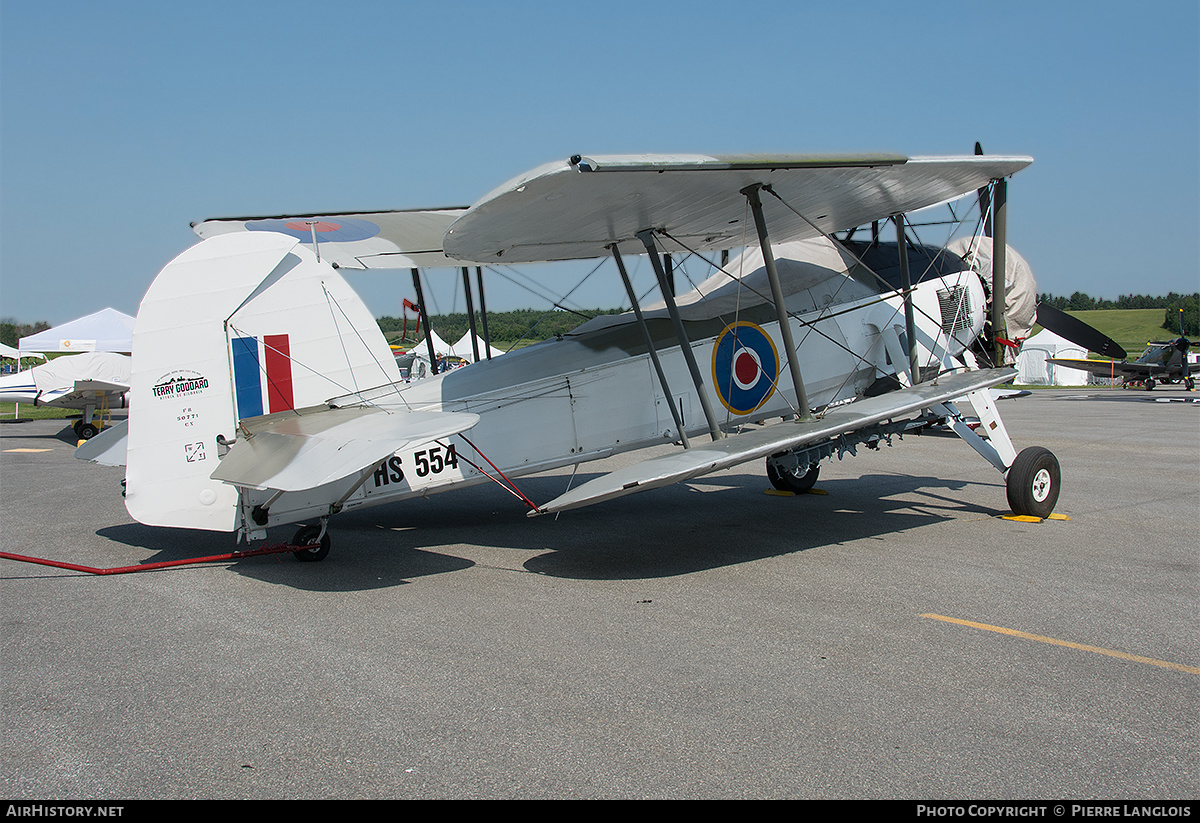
[922,613,1199,674]
[3,448,53,453]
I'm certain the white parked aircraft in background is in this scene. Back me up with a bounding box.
[79,152,1061,561]
[1,351,130,438]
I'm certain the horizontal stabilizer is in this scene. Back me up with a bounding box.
[210,405,480,492]
[74,419,129,467]
[534,368,1016,515]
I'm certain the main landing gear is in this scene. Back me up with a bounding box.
[290,523,331,562]
[761,401,1063,521]
[73,419,100,439]
[766,459,820,494]
[1004,446,1061,519]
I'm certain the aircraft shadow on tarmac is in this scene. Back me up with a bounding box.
[97,467,1001,592]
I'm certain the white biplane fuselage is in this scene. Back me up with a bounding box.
[289,257,981,526]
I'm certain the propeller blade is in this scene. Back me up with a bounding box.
[975,142,992,236]
[1174,309,1191,382]
[1035,303,1127,360]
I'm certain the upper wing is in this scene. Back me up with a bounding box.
[210,404,480,492]
[443,153,1032,264]
[192,208,479,269]
[534,368,1016,515]
[1046,358,1162,379]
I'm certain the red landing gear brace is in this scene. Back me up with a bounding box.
[0,542,305,576]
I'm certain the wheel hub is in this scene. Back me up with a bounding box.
[1031,468,1052,502]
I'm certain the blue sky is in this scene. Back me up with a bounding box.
[2,0,1197,326]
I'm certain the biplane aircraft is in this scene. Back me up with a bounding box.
[77,152,1063,561]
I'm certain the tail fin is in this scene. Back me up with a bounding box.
[124,232,400,531]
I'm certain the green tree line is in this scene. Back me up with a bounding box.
[377,308,627,348]
[0,318,50,349]
[1036,292,1198,336]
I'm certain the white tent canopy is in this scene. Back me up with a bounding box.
[0,340,45,364]
[1017,329,1088,386]
[18,308,135,354]
[448,331,505,363]
[422,328,453,359]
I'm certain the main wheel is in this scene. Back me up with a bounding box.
[77,422,99,439]
[291,524,330,562]
[1005,446,1060,518]
[766,458,820,494]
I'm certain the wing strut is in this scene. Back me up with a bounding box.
[742,184,812,419]
[411,268,440,374]
[476,267,493,360]
[461,267,481,362]
[990,177,1009,366]
[894,214,922,383]
[636,229,724,442]
[610,245,690,448]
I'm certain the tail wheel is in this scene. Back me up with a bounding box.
[291,524,330,562]
[1005,446,1060,518]
[766,458,820,494]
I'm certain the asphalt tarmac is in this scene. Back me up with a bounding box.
[2,387,1197,800]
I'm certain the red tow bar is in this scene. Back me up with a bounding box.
[0,543,303,575]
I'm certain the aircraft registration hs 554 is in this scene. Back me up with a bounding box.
[76,151,1063,562]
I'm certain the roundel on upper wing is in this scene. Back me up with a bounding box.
[711,321,780,415]
[245,216,381,243]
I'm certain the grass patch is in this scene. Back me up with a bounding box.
[0,403,77,420]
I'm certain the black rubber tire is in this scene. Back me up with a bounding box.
[77,423,99,439]
[766,459,820,494]
[291,524,330,562]
[1005,446,1060,518]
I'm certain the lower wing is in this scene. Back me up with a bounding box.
[1046,358,1161,380]
[534,368,1015,515]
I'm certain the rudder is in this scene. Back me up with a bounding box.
[124,232,400,531]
